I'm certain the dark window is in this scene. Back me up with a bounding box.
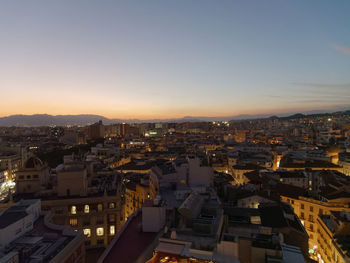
[309,215,314,222]
[109,214,115,222]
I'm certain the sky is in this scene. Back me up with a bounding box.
[0,1,350,119]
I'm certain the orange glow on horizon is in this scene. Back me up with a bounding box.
[0,104,336,120]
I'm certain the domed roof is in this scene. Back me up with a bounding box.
[25,157,43,169]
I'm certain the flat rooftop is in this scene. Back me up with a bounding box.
[102,212,159,263]
[3,214,81,263]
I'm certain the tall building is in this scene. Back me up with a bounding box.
[87,121,105,139]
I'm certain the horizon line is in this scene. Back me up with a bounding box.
[0,108,348,121]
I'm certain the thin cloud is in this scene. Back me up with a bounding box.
[332,44,350,55]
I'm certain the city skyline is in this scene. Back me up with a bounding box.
[1,1,350,118]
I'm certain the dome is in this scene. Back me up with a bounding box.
[25,157,43,169]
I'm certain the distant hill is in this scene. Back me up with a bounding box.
[0,114,114,127]
[0,109,349,127]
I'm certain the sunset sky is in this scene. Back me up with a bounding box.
[1,1,349,119]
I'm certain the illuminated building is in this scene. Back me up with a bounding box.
[41,190,123,249]
[124,179,151,220]
[3,156,124,252]
[338,152,350,176]
[0,151,22,178]
[317,211,350,263]
[280,194,350,260]
[0,199,85,263]
[234,129,247,143]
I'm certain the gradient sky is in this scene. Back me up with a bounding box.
[1,1,350,119]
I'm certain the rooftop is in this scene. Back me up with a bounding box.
[101,211,159,263]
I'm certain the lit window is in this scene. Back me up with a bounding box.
[83,228,91,237]
[96,227,104,236]
[71,206,77,214]
[84,205,89,213]
[109,203,115,209]
[110,225,115,235]
[70,218,78,226]
[98,204,103,212]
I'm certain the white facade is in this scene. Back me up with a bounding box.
[0,199,41,247]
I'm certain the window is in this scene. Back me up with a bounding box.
[97,217,104,225]
[109,202,115,209]
[310,234,313,239]
[98,204,103,212]
[110,225,115,235]
[310,223,314,232]
[319,208,323,215]
[70,218,78,226]
[109,214,115,222]
[310,206,313,212]
[71,206,77,214]
[83,228,91,237]
[96,227,104,236]
[300,212,304,219]
[301,204,304,209]
[309,214,314,222]
[84,205,89,213]
[291,200,294,204]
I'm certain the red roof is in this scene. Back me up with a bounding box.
[103,212,159,263]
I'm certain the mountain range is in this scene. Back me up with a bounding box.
[0,110,349,127]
